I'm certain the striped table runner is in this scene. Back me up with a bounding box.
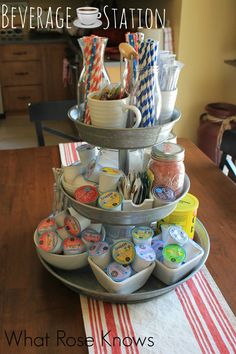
[59,142,236,354]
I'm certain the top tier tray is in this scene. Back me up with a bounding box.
[68,106,181,149]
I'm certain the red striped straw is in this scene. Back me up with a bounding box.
[84,36,104,125]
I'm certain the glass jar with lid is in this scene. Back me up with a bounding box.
[148,143,185,197]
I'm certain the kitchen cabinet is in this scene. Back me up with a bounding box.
[0,42,72,113]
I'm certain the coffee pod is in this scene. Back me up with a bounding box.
[162,244,186,269]
[54,210,68,227]
[68,207,91,231]
[85,159,102,183]
[76,144,96,166]
[132,244,156,273]
[63,164,86,184]
[64,215,81,237]
[90,223,102,233]
[74,185,99,206]
[63,236,86,255]
[56,226,70,240]
[99,167,122,193]
[161,225,188,246]
[81,228,104,246]
[151,238,165,260]
[98,191,123,211]
[132,226,154,246]
[88,241,111,269]
[107,262,132,282]
[167,226,189,246]
[112,240,135,265]
[152,186,176,207]
[160,224,173,241]
[73,174,93,188]
[38,231,62,254]
[37,217,56,236]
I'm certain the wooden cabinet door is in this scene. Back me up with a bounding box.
[0,44,40,62]
[3,85,43,112]
[1,61,42,86]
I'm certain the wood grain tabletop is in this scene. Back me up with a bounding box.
[0,139,235,353]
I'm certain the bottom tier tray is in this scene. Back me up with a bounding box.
[37,219,210,303]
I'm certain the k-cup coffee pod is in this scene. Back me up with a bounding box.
[162,244,186,269]
[76,144,96,166]
[99,167,122,193]
[74,185,99,206]
[56,226,70,240]
[54,210,68,227]
[81,228,103,246]
[63,236,86,255]
[167,226,189,246]
[161,224,188,247]
[90,223,102,233]
[85,159,102,183]
[98,191,123,211]
[132,244,156,273]
[131,226,154,246]
[152,186,176,207]
[38,231,62,254]
[63,164,86,184]
[88,241,111,269]
[37,217,56,236]
[107,262,132,282]
[151,238,165,260]
[64,215,81,237]
[68,207,91,231]
[111,240,135,265]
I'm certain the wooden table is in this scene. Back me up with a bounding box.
[0,139,235,353]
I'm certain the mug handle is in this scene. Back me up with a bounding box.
[97,12,102,19]
[122,104,142,128]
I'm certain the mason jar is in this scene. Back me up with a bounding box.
[148,143,185,197]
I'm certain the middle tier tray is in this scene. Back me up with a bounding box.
[61,174,190,225]
[68,106,181,149]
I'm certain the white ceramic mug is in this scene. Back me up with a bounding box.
[88,92,142,129]
[159,89,178,124]
[76,7,101,26]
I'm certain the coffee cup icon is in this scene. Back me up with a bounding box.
[76,7,102,27]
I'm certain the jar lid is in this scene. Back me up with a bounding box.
[151,143,185,161]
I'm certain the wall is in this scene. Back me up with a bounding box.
[174,0,236,142]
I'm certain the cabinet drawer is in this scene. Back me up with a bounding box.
[0,44,40,62]
[1,62,42,86]
[3,86,42,111]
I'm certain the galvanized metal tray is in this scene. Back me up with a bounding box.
[68,106,181,149]
[37,219,210,303]
[60,174,190,226]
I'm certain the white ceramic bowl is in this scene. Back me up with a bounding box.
[152,239,204,285]
[88,257,155,294]
[34,225,106,270]
[34,231,88,270]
